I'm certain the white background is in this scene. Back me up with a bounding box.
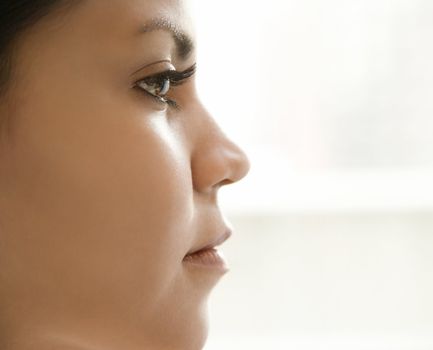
[189,1,433,349]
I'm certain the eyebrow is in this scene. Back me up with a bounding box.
[140,18,195,61]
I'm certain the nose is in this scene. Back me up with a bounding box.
[190,107,251,194]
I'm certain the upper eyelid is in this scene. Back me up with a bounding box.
[137,63,197,84]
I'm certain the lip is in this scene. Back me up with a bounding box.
[183,247,229,272]
[185,228,232,256]
[182,227,232,272]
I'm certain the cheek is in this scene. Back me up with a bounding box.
[0,91,194,318]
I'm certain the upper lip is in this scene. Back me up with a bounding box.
[185,227,233,256]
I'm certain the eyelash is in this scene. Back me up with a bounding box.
[135,63,196,110]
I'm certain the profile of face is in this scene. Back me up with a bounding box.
[0,0,250,349]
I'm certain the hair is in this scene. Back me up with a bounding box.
[0,0,79,138]
[0,0,78,98]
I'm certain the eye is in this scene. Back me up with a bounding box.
[134,64,197,110]
[136,74,172,101]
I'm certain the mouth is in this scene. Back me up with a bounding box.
[183,247,229,271]
[182,228,232,272]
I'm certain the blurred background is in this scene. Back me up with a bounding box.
[190,0,433,349]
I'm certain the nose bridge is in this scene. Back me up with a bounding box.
[190,106,251,194]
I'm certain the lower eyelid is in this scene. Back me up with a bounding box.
[133,87,169,110]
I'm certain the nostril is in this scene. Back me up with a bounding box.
[219,179,234,187]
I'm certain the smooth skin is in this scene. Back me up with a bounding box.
[0,0,250,349]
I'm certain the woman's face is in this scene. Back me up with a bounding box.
[0,0,250,349]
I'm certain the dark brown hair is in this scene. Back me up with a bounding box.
[0,0,77,97]
[0,0,79,138]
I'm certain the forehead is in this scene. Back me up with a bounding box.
[27,0,196,61]
[67,0,194,38]
[13,0,197,76]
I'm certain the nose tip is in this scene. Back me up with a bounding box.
[191,134,251,193]
[210,139,251,193]
[190,104,251,193]
[225,143,251,185]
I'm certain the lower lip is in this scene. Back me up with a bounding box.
[183,248,229,272]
